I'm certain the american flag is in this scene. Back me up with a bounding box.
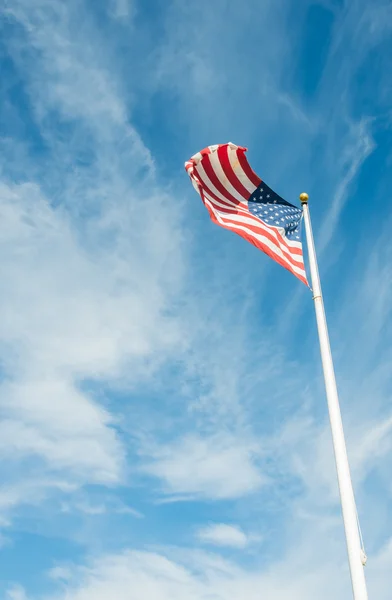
[185,142,308,285]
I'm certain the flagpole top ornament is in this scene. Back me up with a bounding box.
[299,193,309,204]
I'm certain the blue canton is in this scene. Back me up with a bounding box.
[248,182,303,241]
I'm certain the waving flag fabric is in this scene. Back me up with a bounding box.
[185,143,307,285]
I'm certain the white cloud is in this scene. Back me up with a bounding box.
[22,538,392,600]
[6,1,131,128]
[0,178,184,503]
[108,0,134,20]
[317,118,375,253]
[1,3,392,600]
[60,494,144,518]
[0,382,121,484]
[350,416,392,480]
[6,586,29,600]
[0,0,187,522]
[48,566,73,581]
[0,181,183,380]
[196,524,248,548]
[141,433,265,500]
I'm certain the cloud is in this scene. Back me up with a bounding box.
[1,1,392,600]
[0,176,184,507]
[317,118,375,253]
[141,433,266,500]
[6,586,29,600]
[6,1,131,126]
[48,566,73,581]
[0,381,121,484]
[21,538,392,600]
[59,492,144,519]
[150,0,313,150]
[24,548,335,600]
[108,0,134,20]
[196,524,248,549]
[0,0,188,523]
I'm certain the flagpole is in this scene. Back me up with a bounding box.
[300,193,368,600]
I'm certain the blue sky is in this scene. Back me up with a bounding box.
[0,0,391,598]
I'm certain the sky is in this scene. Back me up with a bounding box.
[0,0,392,598]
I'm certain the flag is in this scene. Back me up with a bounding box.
[185,142,307,285]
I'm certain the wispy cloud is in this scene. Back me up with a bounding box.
[1,0,392,598]
[0,0,188,526]
[19,540,392,600]
[196,524,249,549]
[317,119,375,253]
[6,585,29,600]
[108,0,134,21]
[141,433,266,501]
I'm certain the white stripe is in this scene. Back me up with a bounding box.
[202,189,303,249]
[222,212,304,268]
[204,204,305,278]
[227,146,258,194]
[190,176,200,194]
[194,162,242,207]
[283,238,302,249]
[208,203,305,274]
[208,150,248,205]
[203,192,304,267]
[204,198,306,277]
[189,148,302,250]
[202,188,242,211]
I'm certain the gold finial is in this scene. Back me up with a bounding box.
[299,193,309,204]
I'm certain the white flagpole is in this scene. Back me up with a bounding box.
[300,193,368,600]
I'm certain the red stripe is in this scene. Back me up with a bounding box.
[199,146,212,158]
[217,216,304,271]
[186,145,308,285]
[196,179,298,255]
[205,194,303,259]
[237,148,261,188]
[192,166,241,210]
[199,187,304,261]
[206,199,304,270]
[190,172,238,211]
[200,188,260,219]
[217,145,251,200]
[199,155,243,206]
[205,201,307,285]
[199,185,307,283]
